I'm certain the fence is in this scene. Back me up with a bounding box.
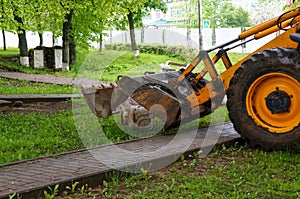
[103,28,279,53]
[0,28,279,53]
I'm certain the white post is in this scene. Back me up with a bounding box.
[20,57,29,67]
[34,49,44,69]
[54,48,63,70]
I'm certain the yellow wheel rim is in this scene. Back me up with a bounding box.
[246,72,300,133]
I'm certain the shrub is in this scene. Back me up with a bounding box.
[104,43,198,61]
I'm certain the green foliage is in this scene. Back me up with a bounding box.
[218,2,251,27]
[251,0,286,25]
[174,0,251,28]
[44,185,60,199]
[203,0,250,28]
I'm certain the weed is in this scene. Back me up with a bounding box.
[8,193,21,199]
[65,182,79,193]
[44,184,59,199]
[140,168,148,178]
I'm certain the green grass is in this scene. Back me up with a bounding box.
[0,108,136,164]
[0,77,74,94]
[0,48,186,82]
[57,145,300,199]
[0,111,83,164]
[0,103,229,165]
[3,48,297,198]
[0,49,237,165]
[76,50,187,82]
[0,47,90,78]
[0,48,19,56]
[0,48,247,81]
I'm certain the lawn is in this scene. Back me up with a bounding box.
[3,47,298,199]
[0,47,216,164]
[55,145,300,199]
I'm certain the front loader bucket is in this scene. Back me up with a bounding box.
[81,71,193,130]
[81,77,182,129]
[81,82,118,118]
[116,76,182,129]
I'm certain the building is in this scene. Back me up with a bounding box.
[143,0,289,28]
[143,0,189,28]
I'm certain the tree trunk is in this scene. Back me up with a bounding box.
[69,34,76,66]
[212,28,216,46]
[127,11,139,57]
[52,32,55,46]
[14,14,28,66]
[18,29,28,56]
[1,0,5,51]
[62,9,73,71]
[17,29,29,66]
[69,15,76,66]
[2,30,6,51]
[99,33,103,51]
[38,33,43,47]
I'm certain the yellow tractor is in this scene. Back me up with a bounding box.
[83,7,300,150]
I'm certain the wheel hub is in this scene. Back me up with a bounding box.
[246,72,300,133]
[265,89,291,114]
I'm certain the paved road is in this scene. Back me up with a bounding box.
[0,71,111,87]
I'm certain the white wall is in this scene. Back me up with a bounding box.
[0,31,62,49]
[103,28,279,53]
[0,28,279,54]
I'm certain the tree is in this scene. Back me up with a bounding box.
[1,0,5,51]
[174,0,250,28]
[62,9,73,70]
[219,2,250,28]
[10,0,32,66]
[57,0,118,68]
[71,0,118,52]
[117,0,149,57]
[116,0,167,57]
[0,0,66,65]
[250,0,286,25]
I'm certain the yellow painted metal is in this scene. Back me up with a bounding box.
[193,69,207,85]
[239,7,300,39]
[222,24,299,90]
[187,24,299,108]
[202,51,218,80]
[180,8,300,104]
[246,73,300,133]
[220,53,232,69]
[177,51,218,87]
[254,18,294,39]
[176,56,200,85]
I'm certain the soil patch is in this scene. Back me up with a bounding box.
[0,101,72,114]
[0,55,19,63]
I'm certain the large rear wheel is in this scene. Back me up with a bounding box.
[227,48,300,150]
